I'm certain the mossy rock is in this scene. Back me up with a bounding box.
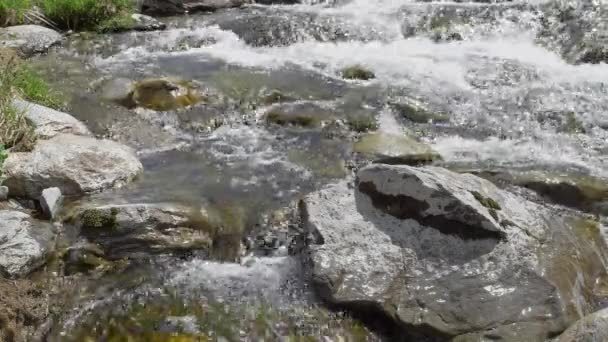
[466,169,608,215]
[61,290,375,342]
[80,208,119,230]
[354,133,441,165]
[259,89,296,106]
[390,101,449,124]
[110,78,203,111]
[288,149,347,179]
[341,66,375,80]
[265,104,334,128]
[470,190,501,211]
[345,113,378,132]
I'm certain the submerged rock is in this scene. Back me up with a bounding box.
[341,66,375,80]
[301,165,608,340]
[470,169,608,215]
[71,203,212,259]
[0,210,56,277]
[556,308,608,342]
[353,133,441,165]
[131,78,203,111]
[0,25,61,58]
[390,99,450,124]
[129,14,167,32]
[265,103,335,128]
[141,0,247,16]
[538,0,608,64]
[12,99,91,139]
[3,134,143,199]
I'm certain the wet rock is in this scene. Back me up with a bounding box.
[124,78,203,111]
[469,169,608,216]
[0,186,8,201]
[265,103,334,128]
[0,210,56,277]
[341,66,375,80]
[39,187,62,220]
[63,242,117,274]
[344,113,378,133]
[353,133,441,165]
[214,10,349,47]
[130,14,167,31]
[302,165,606,340]
[12,99,91,139]
[538,0,608,64]
[72,203,212,259]
[141,0,247,16]
[3,134,143,199]
[389,99,449,124]
[555,308,608,342]
[0,25,61,58]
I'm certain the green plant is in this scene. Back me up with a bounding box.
[0,145,7,177]
[0,52,37,151]
[40,0,133,31]
[97,13,135,33]
[13,65,64,109]
[0,0,31,27]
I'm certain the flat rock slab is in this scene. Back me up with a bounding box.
[302,164,607,340]
[0,25,61,57]
[3,134,143,199]
[0,210,56,277]
[13,99,91,138]
[73,203,211,259]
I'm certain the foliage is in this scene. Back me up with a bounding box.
[0,144,7,177]
[97,13,135,33]
[13,64,64,109]
[0,50,37,151]
[39,0,133,31]
[0,0,31,27]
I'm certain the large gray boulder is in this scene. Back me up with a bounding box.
[302,164,608,340]
[12,99,91,139]
[141,0,247,16]
[0,210,56,277]
[0,25,62,57]
[555,308,608,342]
[72,203,212,259]
[3,134,143,199]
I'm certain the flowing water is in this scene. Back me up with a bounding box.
[28,0,608,339]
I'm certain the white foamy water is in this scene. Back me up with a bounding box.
[90,0,608,176]
[169,256,308,304]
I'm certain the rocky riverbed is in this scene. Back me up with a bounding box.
[1,0,608,341]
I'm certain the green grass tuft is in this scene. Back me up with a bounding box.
[13,64,64,109]
[0,0,32,26]
[0,49,37,151]
[39,0,133,31]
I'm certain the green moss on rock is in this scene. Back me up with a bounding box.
[341,66,375,80]
[354,133,441,166]
[265,108,323,128]
[390,101,449,124]
[470,191,501,211]
[345,114,378,133]
[80,208,118,230]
